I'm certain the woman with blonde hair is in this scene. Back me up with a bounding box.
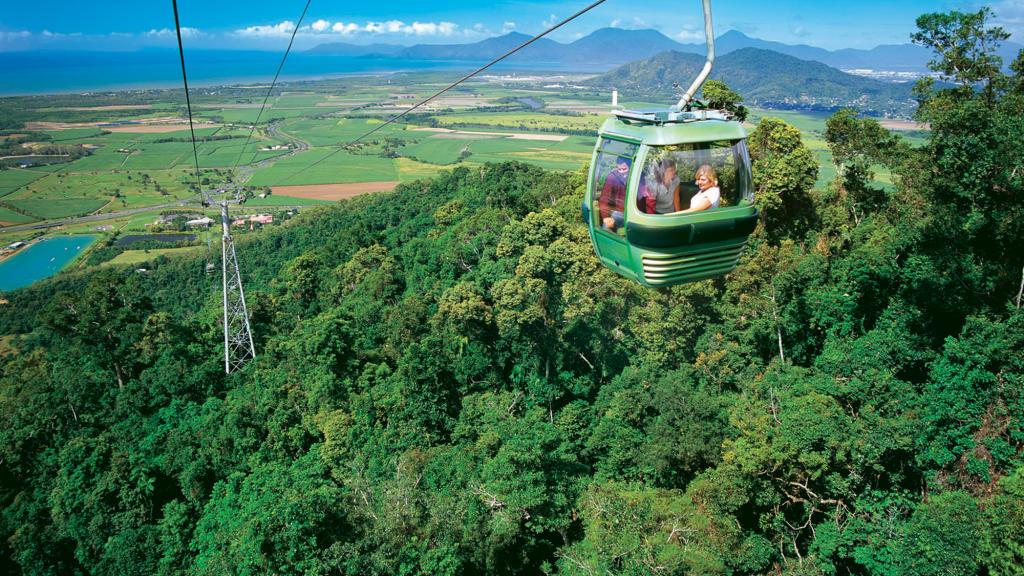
[681,164,720,213]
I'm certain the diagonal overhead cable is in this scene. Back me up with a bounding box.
[231,0,313,173]
[281,0,608,184]
[171,0,204,199]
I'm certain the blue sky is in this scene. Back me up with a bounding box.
[2,0,1022,52]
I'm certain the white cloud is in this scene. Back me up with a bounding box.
[790,25,810,38]
[610,17,649,30]
[324,19,459,36]
[332,22,361,35]
[311,19,331,32]
[365,20,403,34]
[147,27,201,38]
[675,27,704,42]
[542,14,559,28]
[412,21,457,36]
[502,21,517,33]
[236,21,296,38]
[1,30,32,39]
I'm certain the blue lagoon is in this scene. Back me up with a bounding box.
[0,236,98,292]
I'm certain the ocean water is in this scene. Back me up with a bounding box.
[0,50,596,96]
[0,235,98,291]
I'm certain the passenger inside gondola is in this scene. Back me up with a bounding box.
[639,156,681,214]
[681,164,721,213]
[638,140,746,216]
[599,156,631,231]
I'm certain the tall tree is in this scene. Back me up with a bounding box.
[912,8,1010,102]
[747,117,819,243]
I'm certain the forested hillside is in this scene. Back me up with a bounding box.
[1,9,1023,576]
[589,48,916,116]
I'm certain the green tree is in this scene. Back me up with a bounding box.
[823,109,902,226]
[910,7,1024,310]
[747,117,819,242]
[981,467,1024,576]
[701,79,748,121]
[912,8,1010,101]
[898,491,982,576]
[190,449,348,576]
[42,271,152,388]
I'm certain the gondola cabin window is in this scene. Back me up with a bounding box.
[591,137,638,235]
[636,139,753,215]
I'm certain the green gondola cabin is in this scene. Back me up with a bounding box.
[583,109,758,287]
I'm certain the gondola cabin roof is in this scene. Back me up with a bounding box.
[598,112,747,146]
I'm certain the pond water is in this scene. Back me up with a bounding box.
[0,235,98,292]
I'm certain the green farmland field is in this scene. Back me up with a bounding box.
[0,170,46,198]
[245,194,333,207]
[6,197,108,219]
[104,246,203,267]
[464,138,590,171]
[68,150,136,171]
[395,158,444,182]
[195,140,290,169]
[247,148,398,186]
[10,169,197,214]
[433,112,604,133]
[0,206,37,224]
[204,107,326,124]
[282,118,408,147]
[399,137,475,165]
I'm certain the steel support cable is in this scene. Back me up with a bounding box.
[281,0,608,183]
[230,0,313,173]
[171,0,205,201]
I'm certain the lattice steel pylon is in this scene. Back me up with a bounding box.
[220,200,256,374]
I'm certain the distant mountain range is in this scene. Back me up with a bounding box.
[308,28,1024,74]
[588,48,918,116]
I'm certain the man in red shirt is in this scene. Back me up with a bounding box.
[599,156,631,231]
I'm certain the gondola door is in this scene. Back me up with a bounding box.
[585,136,641,282]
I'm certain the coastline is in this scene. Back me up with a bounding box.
[0,51,601,97]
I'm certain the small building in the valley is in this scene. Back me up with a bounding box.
[157,213,200,225]
[186,217,215,227]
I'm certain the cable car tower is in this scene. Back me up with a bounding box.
[207,187,257,374]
